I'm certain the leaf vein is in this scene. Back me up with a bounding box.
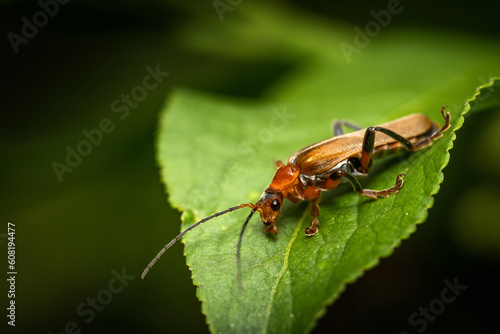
[262,210,307,333]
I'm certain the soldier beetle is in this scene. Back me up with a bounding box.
[142,106,450,284]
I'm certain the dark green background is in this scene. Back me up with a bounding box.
[1,0,499,333]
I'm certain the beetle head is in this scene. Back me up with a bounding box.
[254,189,284,235]
[250,163,300,235]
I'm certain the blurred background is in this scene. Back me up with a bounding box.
[1,0,499,333]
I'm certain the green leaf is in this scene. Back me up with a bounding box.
[156,4,500,333]
[158,77,499,333]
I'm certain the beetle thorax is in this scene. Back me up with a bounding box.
[268,164,300,191]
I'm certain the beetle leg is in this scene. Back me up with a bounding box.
[359,126,413,173]
[413,106,451,150]
[305,194,321,236]
[332,120,363,136]
[295,185,322,236]
[274,160,285,168]
[334,170,405,200]
[357,173,405,199]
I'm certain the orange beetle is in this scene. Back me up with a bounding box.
[142,106,450,282]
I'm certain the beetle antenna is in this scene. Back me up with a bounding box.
[141,204,252,279]
[237,207,258,291]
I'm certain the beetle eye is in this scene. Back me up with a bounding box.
[270,199,281,211]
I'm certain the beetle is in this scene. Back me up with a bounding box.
[142,106,450,281]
